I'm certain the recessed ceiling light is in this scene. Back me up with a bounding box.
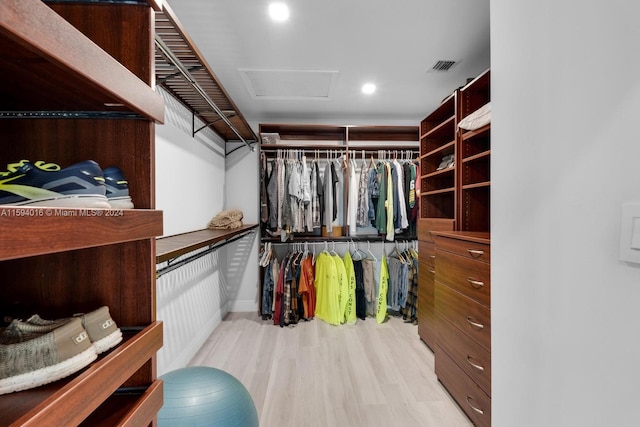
[362,83,376,95]
[269,3,289,22]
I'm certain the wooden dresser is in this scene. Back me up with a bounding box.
[433,231,491,427]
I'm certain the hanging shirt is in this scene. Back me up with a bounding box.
[333,254,348,324]
[362,258,376,317]
[323,161,334,233]
[376,255,389,324]
[356,159,371,227]
[353,259,366,320]
[314,252,341,325]
[385,163,395,241]
[343,251,357,325]
[298,255,316,319]
[347,159,358,235]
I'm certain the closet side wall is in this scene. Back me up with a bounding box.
[492,1,640,426]
[155,88,231,375]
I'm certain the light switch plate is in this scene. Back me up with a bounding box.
[620,203,640,263]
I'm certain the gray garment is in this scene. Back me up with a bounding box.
[323,161,333,232]
[387,257,402,311]
[362,259,376,316]
[282,160,293,230]
[266,160,279,229]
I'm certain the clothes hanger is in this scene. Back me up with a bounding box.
[366,241,378,262]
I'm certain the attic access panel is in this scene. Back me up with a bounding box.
[154,4,256,144]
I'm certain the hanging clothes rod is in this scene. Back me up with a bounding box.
[156,229,256,278]
[154,36,254,152]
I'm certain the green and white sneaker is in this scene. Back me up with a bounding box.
[0,317,97,395]
[25,306,122,355]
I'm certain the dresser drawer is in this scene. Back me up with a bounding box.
[418,241,436,268]
[436,315,491,395]
[436,250,490,307]
[435,234,490,263]
[435,282,491,351]
[435,346,491,427]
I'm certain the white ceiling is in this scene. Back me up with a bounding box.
[164,0,491,128]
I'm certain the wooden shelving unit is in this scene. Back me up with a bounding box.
[417,69,491,426]
[0,1,164,425]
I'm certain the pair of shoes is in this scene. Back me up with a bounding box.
[0,306,122,395]
[0,160,134,209]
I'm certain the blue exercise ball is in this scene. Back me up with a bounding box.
[158,366,259,427]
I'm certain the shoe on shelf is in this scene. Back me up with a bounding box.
[102,166,134,209]
[21,306,123,355]
[0,159,111,208]
[0,317,97,395]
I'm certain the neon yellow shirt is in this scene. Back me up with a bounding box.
[343,251,357,325]
[314,252,341,325]
[376,255,389,324]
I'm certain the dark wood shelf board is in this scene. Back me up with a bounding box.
[156,224,259,263]
[0,208,163,261]
[461,124,490,141]
[423,140,456,157]
[0,0,164,121]
[1,322,163,426]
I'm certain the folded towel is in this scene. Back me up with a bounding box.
[207,209,244,229]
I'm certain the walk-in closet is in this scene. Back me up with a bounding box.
[3,1,638,426]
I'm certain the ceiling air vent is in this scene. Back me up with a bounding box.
[428,60,457,72]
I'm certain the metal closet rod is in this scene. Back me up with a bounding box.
[154,36,253,152]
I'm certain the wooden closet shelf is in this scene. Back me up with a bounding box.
[0,0,164,121]
[460,124,490,141]
[1,321,163,427]
[0,208,163,261]
[156,224,259,263]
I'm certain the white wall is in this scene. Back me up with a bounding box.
[155,89,226,236]
[155,89,232,373]
[224,142,261,312]
[492,1,640,426]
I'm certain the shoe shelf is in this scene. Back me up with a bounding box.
[0,0,164,122]
[0,0,164,425]
[0,322,163,427]
[0,208,162,261]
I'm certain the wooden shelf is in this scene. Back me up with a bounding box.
[0,1,164,423]
[461,124,490,141]
[0,208,163,261]
[0,0,164,121]
[156,224,259,263]
[463,150,491,163]
[0,322,163,426]
[155,2,255,142]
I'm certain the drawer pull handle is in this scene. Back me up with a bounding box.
[429,255,436,260]
[467,278,485,288]
[428,268,435,274]
[467,249,484,257]
[466,396,484,415]
[466,356,485,372]
[466,316,484,329]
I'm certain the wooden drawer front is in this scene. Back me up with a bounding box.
[435,235,490,263]
[435,346,491,427]
[436,250,490,307]
[417,265,436,348]
[418,218,454,242]
[419,241,436,268]
[435,282,491,351]
[436,315,491,395]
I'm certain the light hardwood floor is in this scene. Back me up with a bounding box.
[189,312,473,427]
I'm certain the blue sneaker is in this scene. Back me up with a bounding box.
[0,160,110,208]
[102,166,134,209]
